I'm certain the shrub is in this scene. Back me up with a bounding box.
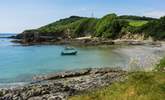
[155,57,165,71]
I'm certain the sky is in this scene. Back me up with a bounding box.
[0,0,165,33]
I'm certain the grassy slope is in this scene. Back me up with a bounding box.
[70,72,165,100]
[69,58,165,100]
[129,20,148,27]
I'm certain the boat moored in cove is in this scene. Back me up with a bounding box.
[61,47,78,55]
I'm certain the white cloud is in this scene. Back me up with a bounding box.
[143,11,165,18]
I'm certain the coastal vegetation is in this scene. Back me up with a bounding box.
[69,57,165,100]
[141,16,165,40]
[15,13,165,43]
[155,57,165,71]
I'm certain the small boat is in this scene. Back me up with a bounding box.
[61,47,78,55]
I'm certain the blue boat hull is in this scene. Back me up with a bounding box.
[61,51,77,55]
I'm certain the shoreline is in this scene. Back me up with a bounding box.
[0,68,126,100]
[11,38,163,47]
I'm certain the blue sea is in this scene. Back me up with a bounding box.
[0,33,165,87]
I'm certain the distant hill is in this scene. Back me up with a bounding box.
[15,13,165,42]
[0,33,17,38]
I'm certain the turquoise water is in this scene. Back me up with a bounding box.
[0,34,165,87]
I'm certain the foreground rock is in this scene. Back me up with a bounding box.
[0,68,126,100]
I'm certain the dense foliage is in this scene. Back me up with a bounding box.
[72,18,98,37]
[94,14,128,38]
[141,16,165,40]
[21,13,165,40]
[119,15,157,21]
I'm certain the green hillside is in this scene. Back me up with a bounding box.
[18,13,165,41]
[35,16,98,38]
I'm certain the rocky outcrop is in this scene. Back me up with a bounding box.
[12,29,68,44]
[0,68,126,100]
[120,32,146,40]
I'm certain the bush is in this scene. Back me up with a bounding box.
[155,57,165,71]
[94,13,117,37]
[94,14,128,39]
[74,18,98,37]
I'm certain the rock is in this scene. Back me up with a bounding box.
[0,68,126,99]
[1,93,13,100]
[48,95,63,100]
[34,68,92,81]
[28,96,43,100]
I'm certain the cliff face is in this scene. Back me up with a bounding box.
[120,33,145,40]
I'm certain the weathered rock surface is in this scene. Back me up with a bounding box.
[0,68,126,100]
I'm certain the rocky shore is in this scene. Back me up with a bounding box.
[11,38,115,46]
[0,68,126,100]
[12,37,163,47]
